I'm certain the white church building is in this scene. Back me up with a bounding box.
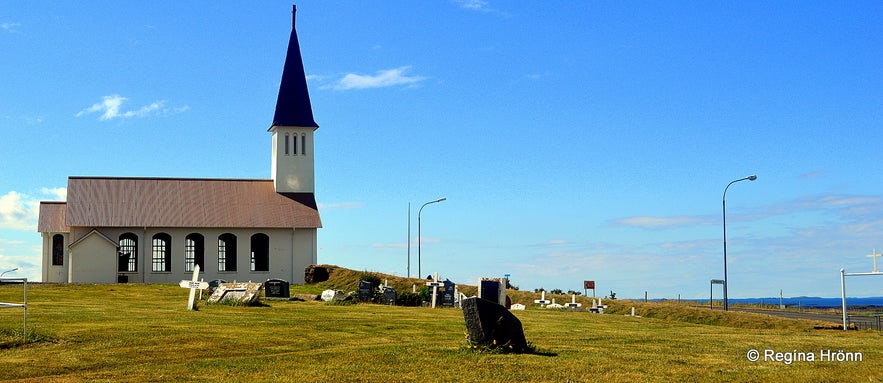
[37,7,321,284]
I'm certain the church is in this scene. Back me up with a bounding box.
[37,6,321,284]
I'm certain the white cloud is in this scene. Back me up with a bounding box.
[326,67,427,91]
[1,22,21,32]
[318,201,364,210]
[0,191,39,231]
[0,188,66,231]
[76,94,188,121]
[612,215,706,229]
[454,0,490,11]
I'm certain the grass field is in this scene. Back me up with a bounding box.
[1,269,881,382]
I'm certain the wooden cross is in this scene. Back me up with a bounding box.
[869,248,881,273]
[179,265,208,310]
[425,273,444,308]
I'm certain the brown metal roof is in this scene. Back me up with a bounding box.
[65,177,321,229]
[37,201,69,233]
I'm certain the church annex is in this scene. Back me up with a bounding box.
[37,6,321,284]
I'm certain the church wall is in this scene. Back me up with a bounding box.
[69,233,117,283]
[40,232,68,283]
[67,226,317,285]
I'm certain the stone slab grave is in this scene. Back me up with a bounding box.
[462,297,529,353]
[208,282,264,304]
[357,280,374,302]
[264,278,290,299]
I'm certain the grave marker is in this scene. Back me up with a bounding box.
[533,290,551,306]
[426,273,444,308]
[264,278,290,299]
[179,265,208,310]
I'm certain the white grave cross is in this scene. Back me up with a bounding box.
[534,290,551,306]
[425,273,444,308]
[868,248,881,273]
[179,265,208,310]
[565,294,582,308]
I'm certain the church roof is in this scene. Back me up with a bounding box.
[271,5,318,129]
[37,201,68,233]
[61,177,321,229]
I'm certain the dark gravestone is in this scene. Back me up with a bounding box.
[380,287,397,305]
[440,280,456,307]
[479,279,501,304]
[358,280,374,302]
[462,297,528,353]
[264,278,290,298]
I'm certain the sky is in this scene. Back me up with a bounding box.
[1,1,882,299]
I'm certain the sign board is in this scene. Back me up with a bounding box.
[710,279,725,285]
[584,280,595,289]
[179,280,209,290]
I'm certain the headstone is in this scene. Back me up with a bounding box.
[380,286,397,305]
[207,282,263,304]
[510,303,526,310]
[358,280,374,302]
[440,280,456,307]
[321,289,339,301]
[461,297,529,353]
[426,273,444,308]
[264,278,290,299]
[478,278,504,306]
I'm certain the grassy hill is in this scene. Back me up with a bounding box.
[0,266,880,382]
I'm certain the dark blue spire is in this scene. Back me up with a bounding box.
[272,5,318,129]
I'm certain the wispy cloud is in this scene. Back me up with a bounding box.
[611,215,707,229]
[76,94,188,121]
[1,22,21,32]
[323,67,427,91]
[318,201,364,210]
[0,188,66,231]
[453,0,491,11]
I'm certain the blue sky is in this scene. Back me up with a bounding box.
[1,1,881,299]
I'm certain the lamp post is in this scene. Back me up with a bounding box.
[1,268,18,277]
[722,175,757,311]
[418,197,446,279]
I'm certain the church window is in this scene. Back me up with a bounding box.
[250,233,270,272]
[118,233,138,272]
[293,134,298,155]
[185,233,205,272]
[218,233,237,272]
[301,133,306,155]
[284,133,290,155]
[151,233,172,272]
[52,234,64,266]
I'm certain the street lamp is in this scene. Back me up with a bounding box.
[1,268,18,277]
[722,174,757,311]
[418,197,446,279]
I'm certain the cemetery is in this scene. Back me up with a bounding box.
[0,264,880,382]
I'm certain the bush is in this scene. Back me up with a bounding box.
[396,292,421,306]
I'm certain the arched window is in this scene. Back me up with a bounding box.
[152,233,172,272]
[218,233,237,272]
[250,233,270,272]
[119,233,138,272]
[185,233,205,272]
[52,234,64,266]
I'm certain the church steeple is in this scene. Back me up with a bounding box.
[272,5,318,129]
[270,5,318,195]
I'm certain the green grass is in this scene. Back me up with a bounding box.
[0,269,881,382]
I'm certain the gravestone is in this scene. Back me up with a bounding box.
[321,289,340,301]
[264,278,290,299]
[440,280,456,307]
[358,280,374,302]
[461,297,529,353]
[478,278,507,306]
[380,286,397,305]
[207,282,263,304]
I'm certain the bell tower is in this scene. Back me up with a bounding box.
[270,5,318,194]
